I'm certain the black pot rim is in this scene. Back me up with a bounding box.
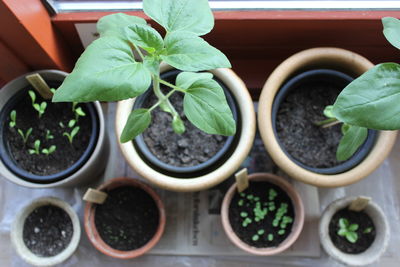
[0,82,100,184]
[133,69,240,176]
[271,69,377,175]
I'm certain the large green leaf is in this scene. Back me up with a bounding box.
[161,31,231,71]
[97,13,146,38]
[183,78,236,136]
[332,63,400,130]
[120,109,151,142]
[336,125,368,161]
[143,0,213,36]
[125,23,164,52]
[53,37,151,102]
[382,17,400,50]
[176,71,213,89]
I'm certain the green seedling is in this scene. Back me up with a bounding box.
[268,234,274,241]
[363,227,373,234]
[63,126,80,144]
[251,229,265,242]
[68,119,76,128]
[238,199,244,206]
[28,140,41,155]
[337,218,359,243]
[268,189,277,201]
[52,0,235,143]
[278,229,285,235]
[45,130,54,140]
[240,212,248,218]
[29,90,47,118]
[18,128,32,144]
[242,217,252,227]
[42,145,56,156]
[59,122,65,128]
[9,110,16,128]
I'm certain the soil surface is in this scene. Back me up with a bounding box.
[23,205,73,257]
[3,89,92,175]
[276,80,345,168]
[141,88,228,167]
[95,186,160,251]
[229,181,295,248]
[329,208,376,254]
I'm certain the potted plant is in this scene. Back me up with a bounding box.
[319,196,390,266]
[52,0,255,192]
[220,173,304,255]
[0,70,108,188]
[84,177,166,259]
[11,197,81,266]
[258,46,397,187]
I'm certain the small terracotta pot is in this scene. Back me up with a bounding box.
[221,173,305,255]
[258,47,398,187]
[319,196,390,266]
[84,177,166,259]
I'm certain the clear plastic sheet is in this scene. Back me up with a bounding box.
[1,103,399,267]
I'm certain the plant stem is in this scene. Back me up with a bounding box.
[149,89,177,112]
[151,74,181,118]
[158,79,185,92]
[322,120,342,128]
[132,43,145,62]
[314,117,338,127]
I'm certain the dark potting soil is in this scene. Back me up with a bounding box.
[95,186,160,251]
[228,181,295,248]
[276,81,344,168]
[141,89,227,167]
[329,208,376,254]
[3,90,92,175]
[23,205,73,257]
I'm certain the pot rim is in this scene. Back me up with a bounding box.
[10,196,81,266]
[220,173,305,255]
[258,47,398,187]
[116,63,256,192]
[84,177,166,259]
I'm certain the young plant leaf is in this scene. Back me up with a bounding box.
[183,78,236,136]
[323,105,335,118]
[162,31,231,72]
[382,17,400,50]
[53,37,151,102]
[332,63,400,130]
[336,125,368,161]
[143,56,161,75]
[339,218,348,228]
[349,224,359,232]
[338,229,347,237]
[176,72,213,90]
[28,90,36,104]
[125,24,164,52]
[345,232,358,243]
[97,13,146,38]
[143,0,214,36]
[120,109,151,143]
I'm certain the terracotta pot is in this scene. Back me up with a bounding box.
[116,63,256,192]
[84,177,166,259]
[220,173,305,255]
[319,196,390,266]
[258,47,398,187]
[0,70,109,188]
[11,197,81,266]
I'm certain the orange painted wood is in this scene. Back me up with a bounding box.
[0,41,29,84]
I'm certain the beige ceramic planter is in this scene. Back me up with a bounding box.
[11,197,81,266]
[258,47,398,187]
[221,173,304,255]
[84,177,166,259]
[116,64,256,192]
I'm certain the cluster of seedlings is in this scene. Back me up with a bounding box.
[337,217,373,243]
[237,188,293,243]
[8,90,86,155]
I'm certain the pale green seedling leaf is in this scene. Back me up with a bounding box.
[53,37,151,102]
[349,224,359,232]
[143,0,214,36]
[332,63,400,130]
[176,72,213,89]
[162,31,231,71]
[75,107,86,117]
[71,126,80,139]
[28,90,36,104]
[338,229,347,237]
[336,125,368,161]
[97,13,146,38]
[339,218,349,228]
[323,105,335,118]
[382,17,400,50]
[68,120,76,128]
[125,23,164,52]
[183,78,236,136]
[120,109,151,143]
[345,232,358,243]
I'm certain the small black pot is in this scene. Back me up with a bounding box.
[133,70,240,177]
[0,81,100,184]
[271,69,377,174]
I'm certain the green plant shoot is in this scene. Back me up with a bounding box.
[63,126,80,144]
[52,0,235,143]
[337,218,359,243]
[29,90,47,118]
[45,130,54,140]
[42,145,56,156]
[28,140,41,155]
[18,128,32,144]
[318,17,400,161]
[9,110,16,128]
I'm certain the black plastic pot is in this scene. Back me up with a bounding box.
[271,69,377,174]
[133,69,240,177]
[0,81,100,184]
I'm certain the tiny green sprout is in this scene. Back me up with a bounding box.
[257,229,265,235]
[247,194,254,200]
[268,188,278,201]
[28,140,41,155]
[254,197,260,202]
[18,128,32,144]
[240,212,248,218]
[74,106,86,121]
[268,234,274,241]
[45,130,54,140]
[68,119,76,128]
[50,88,56,94]
[278,229,285,235]
[59,122,65,128]
[240,192,246,197]
[29,90,47,118]
[363,227,373,234]
[252,234,259,241]
[9,110,16,128]
[338,218,359,243]
[273,219,279,227]
[42,145,56,156]
[238,199,244,206]
[242,217,252,227]
[63,126,80,144]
